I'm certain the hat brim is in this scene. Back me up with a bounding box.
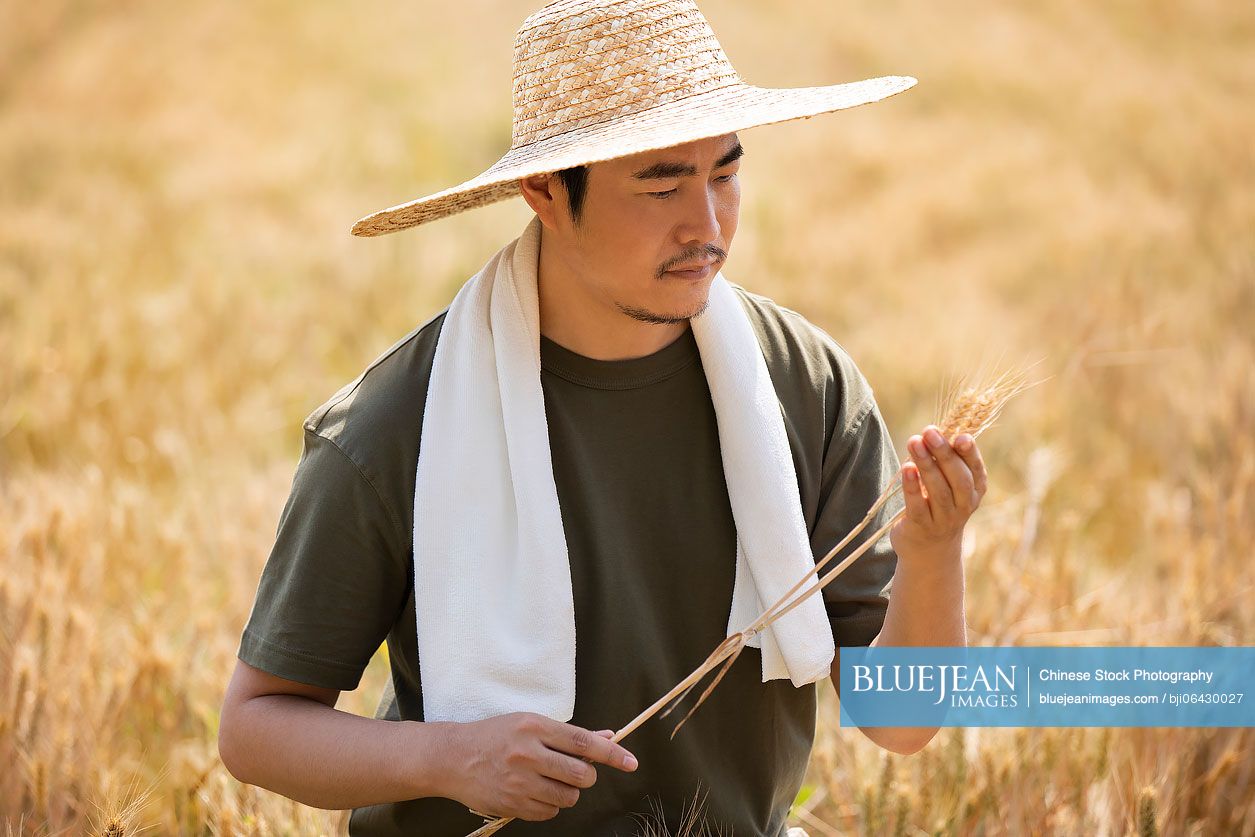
[350,75,916,237]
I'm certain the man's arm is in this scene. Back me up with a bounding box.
[831,535,965,755]
[218,660,641,818]
[218,659,455,809]
[830,424,982,755]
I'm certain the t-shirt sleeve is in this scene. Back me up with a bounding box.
[813,394,903,648]
[237,429,410,691]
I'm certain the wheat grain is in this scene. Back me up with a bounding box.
[1137,785,1158,837]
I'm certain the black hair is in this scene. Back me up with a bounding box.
[555,164,589,224]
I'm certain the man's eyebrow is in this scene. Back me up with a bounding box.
[630,142,744,180]
[715,141,744,170]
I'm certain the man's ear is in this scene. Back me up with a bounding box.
[518,173,564,231]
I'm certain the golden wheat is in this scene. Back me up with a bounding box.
[3,1,1252,834]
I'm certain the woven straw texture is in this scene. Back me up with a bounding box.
[350,0,916,236]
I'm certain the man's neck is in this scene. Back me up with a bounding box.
[536,232,689,362]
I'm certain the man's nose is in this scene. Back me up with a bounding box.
[678,186,721,247]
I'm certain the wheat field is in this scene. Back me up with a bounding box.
[1,0,1252,834]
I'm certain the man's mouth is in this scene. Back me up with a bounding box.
[665,260,716,279]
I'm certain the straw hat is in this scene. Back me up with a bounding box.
[349,0,916,237]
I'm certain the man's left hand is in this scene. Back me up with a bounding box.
[889,424,988,563]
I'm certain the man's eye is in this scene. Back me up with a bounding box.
[648,175,733,199]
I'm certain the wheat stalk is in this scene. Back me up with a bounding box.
[465,362,1044,837]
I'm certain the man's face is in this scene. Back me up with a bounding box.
[556,132,742,324]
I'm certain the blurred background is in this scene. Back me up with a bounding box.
[1,0,1251,833]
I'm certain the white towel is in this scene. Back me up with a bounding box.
[412,215,834,725]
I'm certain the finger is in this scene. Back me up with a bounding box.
[542,721,638,774]
[953,434,987,497]
[530,775,582,810]
[535,744,600,789]
[520,798,561,822]
[595,729,614,739]
[922,425,975,511]
[909,433,954,512]
[900,462,932,525]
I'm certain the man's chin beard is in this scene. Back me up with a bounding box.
[616,294,710,325]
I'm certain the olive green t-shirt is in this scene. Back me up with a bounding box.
[236,282,903,837]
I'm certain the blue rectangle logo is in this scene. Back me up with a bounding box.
[837,646,1253,727]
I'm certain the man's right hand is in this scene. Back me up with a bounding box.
[439,711,639,822]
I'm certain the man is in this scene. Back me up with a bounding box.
[218,2,984,835]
